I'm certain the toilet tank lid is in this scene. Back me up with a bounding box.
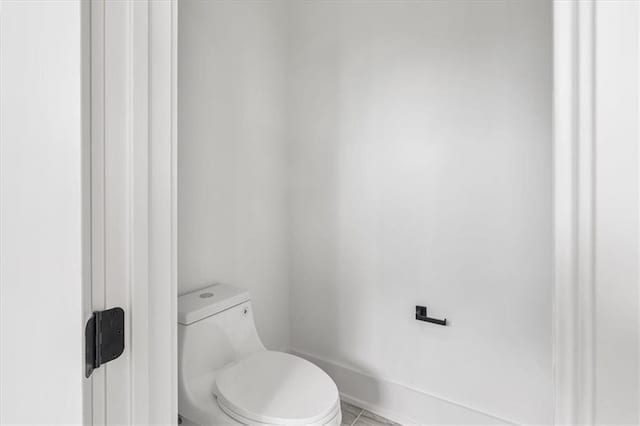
[178,283,250,325]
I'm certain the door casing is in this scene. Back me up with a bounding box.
[89,0,177,424]
[90,0,640,424]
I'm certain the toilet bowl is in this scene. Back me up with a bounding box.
[178,283,342,426]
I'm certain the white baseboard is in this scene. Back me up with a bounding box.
[290,349,515,426]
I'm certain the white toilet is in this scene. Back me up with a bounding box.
[178,283,342,426]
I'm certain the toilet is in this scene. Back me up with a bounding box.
[178,283,342,426]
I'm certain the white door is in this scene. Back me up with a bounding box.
[0,1,176,424]
[0,0,91,424]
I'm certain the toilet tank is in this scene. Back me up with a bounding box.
[178,283,265,385]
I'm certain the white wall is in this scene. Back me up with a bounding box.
[178,0,290,351]
[178,0,552,423]
[0,0,88,423]
[287,1,552,424]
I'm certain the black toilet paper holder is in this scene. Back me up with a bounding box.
[415,305,447,326]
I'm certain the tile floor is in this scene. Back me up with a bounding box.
[340,400,401,426]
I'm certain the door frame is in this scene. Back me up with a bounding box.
[554,0,640,424]
[89,0,177,424]
[91,0,639,424]
[553,1,597,423]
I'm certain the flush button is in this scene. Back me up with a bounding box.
[199,292,214,298]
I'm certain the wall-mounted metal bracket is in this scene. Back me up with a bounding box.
[85,307,125,378]
[415,305,447,326]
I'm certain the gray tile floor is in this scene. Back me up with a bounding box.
[340,400,401,426]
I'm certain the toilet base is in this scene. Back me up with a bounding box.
[180,404,342,426]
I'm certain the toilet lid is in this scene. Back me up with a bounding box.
[215,351,339,425]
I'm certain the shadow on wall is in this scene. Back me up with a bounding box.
[285,4,386,411]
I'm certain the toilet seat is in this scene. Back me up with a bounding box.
[215,351,340,425]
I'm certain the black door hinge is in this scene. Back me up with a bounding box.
[85,307,125,378]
